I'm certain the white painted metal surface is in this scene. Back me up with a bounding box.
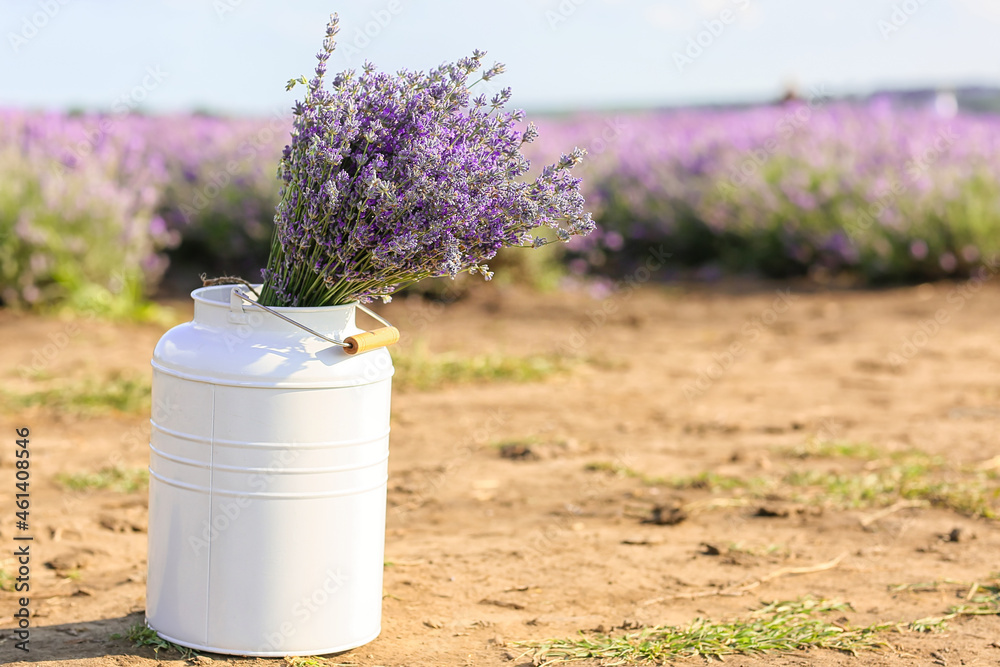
[146,285,393,656]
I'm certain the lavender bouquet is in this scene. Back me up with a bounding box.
[258,14,593,307]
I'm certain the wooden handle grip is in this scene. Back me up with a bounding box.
[344,326,400,355]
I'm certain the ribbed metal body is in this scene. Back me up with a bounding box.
[146,285,392,656]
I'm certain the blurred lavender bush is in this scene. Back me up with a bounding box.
[532,101,1000,283]
[0,110,282,312]
[152,113,284,284]
[3,100,1000,313]
[0,110,172,314]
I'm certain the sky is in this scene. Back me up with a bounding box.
[2,0,999,116]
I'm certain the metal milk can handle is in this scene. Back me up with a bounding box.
[231,288,400,355]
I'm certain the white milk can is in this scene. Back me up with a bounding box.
[146,284,397,656]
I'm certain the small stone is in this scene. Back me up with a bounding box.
[44,549,95,572]
[498,443,537,461]
[644,503,687,526]
[755,506,790,518]
[701,543,723,556]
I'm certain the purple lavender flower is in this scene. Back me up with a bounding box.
[259,13,594,306]
[910,239,929,260]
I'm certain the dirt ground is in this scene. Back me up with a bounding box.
[2,279,1000,666]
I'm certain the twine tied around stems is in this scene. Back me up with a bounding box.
[199,274,260,298]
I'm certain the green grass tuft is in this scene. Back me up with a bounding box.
[588,441,999,519]
[3,372,150,415]
[584,461,641,477]
[284,657,339,667]
[896,576,1000,632]
[777,440,942,466]
[585,462,770,493]
[779,440,885,461]
[392,345,571,391]
[521,598,890,664]
[524,577,1000,664]
[784,467,998,519]
[491,436,542,450]
[726,541,790,558]
[666,470,768,492]
[111,623,198,658]
[56,466,149,493]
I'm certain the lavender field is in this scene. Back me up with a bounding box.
[2,101,999,312]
